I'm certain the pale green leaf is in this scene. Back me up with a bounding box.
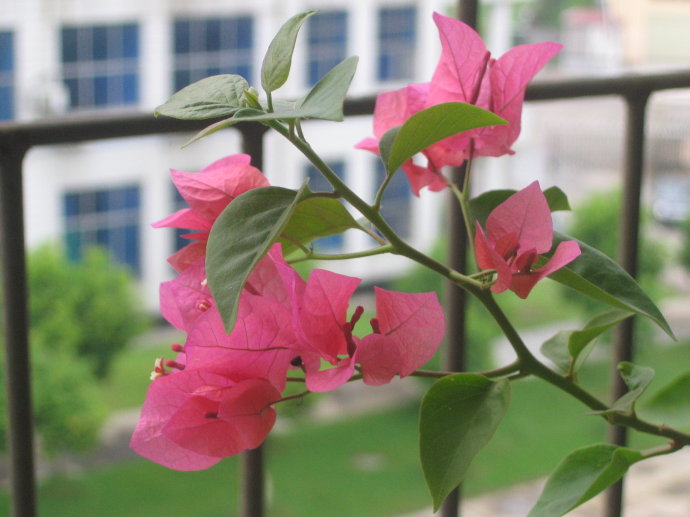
[594,362,654,416]
[541,309,633,374]
[297,56,358,121]
[528,445,642,517]
[279,195,361,256]
[261,10,317,93]
[155,75,249,119]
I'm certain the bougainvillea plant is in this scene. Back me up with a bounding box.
[131,10,689,516]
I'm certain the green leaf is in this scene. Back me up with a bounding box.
[640,370,690,428]
[297,56,358,121]
[420,374,511,511]
[527,444,642,517]
[206,185,308,332]
[593,362,655,416]
[378,126,401,172]
[469,186,571,226]
[386,103,506,174]
[185,55,358,146]
[544,232,674,339]
[154,75,249,119]
[543,186,571,212]
[541,309,633,374]
[261,10,317,94]
[279,195,361,256]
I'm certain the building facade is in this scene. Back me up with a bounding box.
[2,0,454,308]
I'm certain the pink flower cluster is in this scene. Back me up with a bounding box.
[357,13,562,196]
[130,155,445,470]
[474,181,581,298]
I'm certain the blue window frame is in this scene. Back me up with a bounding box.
[173,16,254,91]
[307,11,347,86]
[61,24,139,109]
[64,185,141,274]
[0,31,14,120]
[306,161,346,250]
[378,6,417,81]
[375,162,412,239]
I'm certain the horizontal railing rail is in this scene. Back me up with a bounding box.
[1,68,690,517]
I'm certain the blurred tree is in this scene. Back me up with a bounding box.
[28,245,148,377]
[0,335,105,454]
[679,214,690,274]
[0,244,148,454]
[523,0,596,28]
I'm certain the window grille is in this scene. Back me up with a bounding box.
[173,16,254,91]
[377,6,417,81]
[63,185,141,274]
[61,24,139,109]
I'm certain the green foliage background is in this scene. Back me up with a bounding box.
[0,245,148,454]
[567,190,666,315]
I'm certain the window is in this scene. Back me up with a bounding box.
[64,186,141,273]
[378,6,417,81]
[307,11,347,86]
[61,24,139,109]
[173,16,253,91]
[306,161,346,250]
[375,162,412,239]
[0,31,14,120]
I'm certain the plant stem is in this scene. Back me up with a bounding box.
[640,442,684,460]
[412,360,520,379]
[277,390,310,404]
[373,168,395,212]
[267,120,484,289]
[474,289,690,445]
[450,181,476,260]
[288,245,394,264]
[264,118,690,447]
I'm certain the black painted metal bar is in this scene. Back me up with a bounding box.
[604,92,650,517]
[0,69,689,146]
[239,123,269,517]
[441,2,479,516]
[0,141,35,517]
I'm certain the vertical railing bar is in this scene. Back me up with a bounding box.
[604,91,650,517]
[239,122,269,517]
[441,2,480,517]
[0,142,36,517]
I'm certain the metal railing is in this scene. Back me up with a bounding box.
[2,35,690,517]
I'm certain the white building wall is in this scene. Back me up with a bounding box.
[8,0,472,310]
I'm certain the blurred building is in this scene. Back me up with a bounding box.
[1,0,461,308]
[8,0,686,310]
[609,0,690,67]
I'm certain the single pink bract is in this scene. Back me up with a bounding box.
[130,369,280,471]
[474,181,581,298]
[305,287,445,391]
[153,154,269,271]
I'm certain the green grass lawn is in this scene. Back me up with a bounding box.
[3,339,687,517]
